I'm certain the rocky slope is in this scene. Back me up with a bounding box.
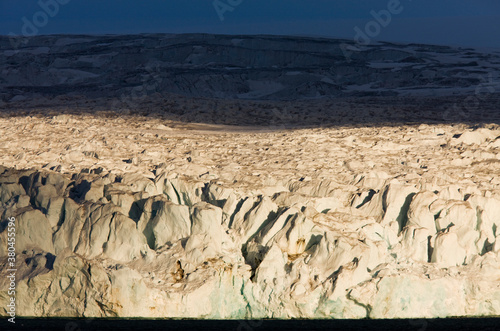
[1,111,500,318]
[1,33,500,104]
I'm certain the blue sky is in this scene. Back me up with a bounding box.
[1,0,499,47]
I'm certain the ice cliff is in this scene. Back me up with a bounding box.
[1,162,499,318]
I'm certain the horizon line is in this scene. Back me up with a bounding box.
[2,32,499,51]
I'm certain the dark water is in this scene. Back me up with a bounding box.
[3,318,499,331]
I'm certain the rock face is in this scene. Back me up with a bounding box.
[1,164,500,319]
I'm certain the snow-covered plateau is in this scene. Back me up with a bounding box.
[0,34,500,319]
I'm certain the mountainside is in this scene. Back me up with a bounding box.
[1,33,500,103]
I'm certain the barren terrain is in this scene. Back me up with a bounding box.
[1,34,500,319]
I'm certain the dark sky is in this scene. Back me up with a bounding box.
[1,0,499,48]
